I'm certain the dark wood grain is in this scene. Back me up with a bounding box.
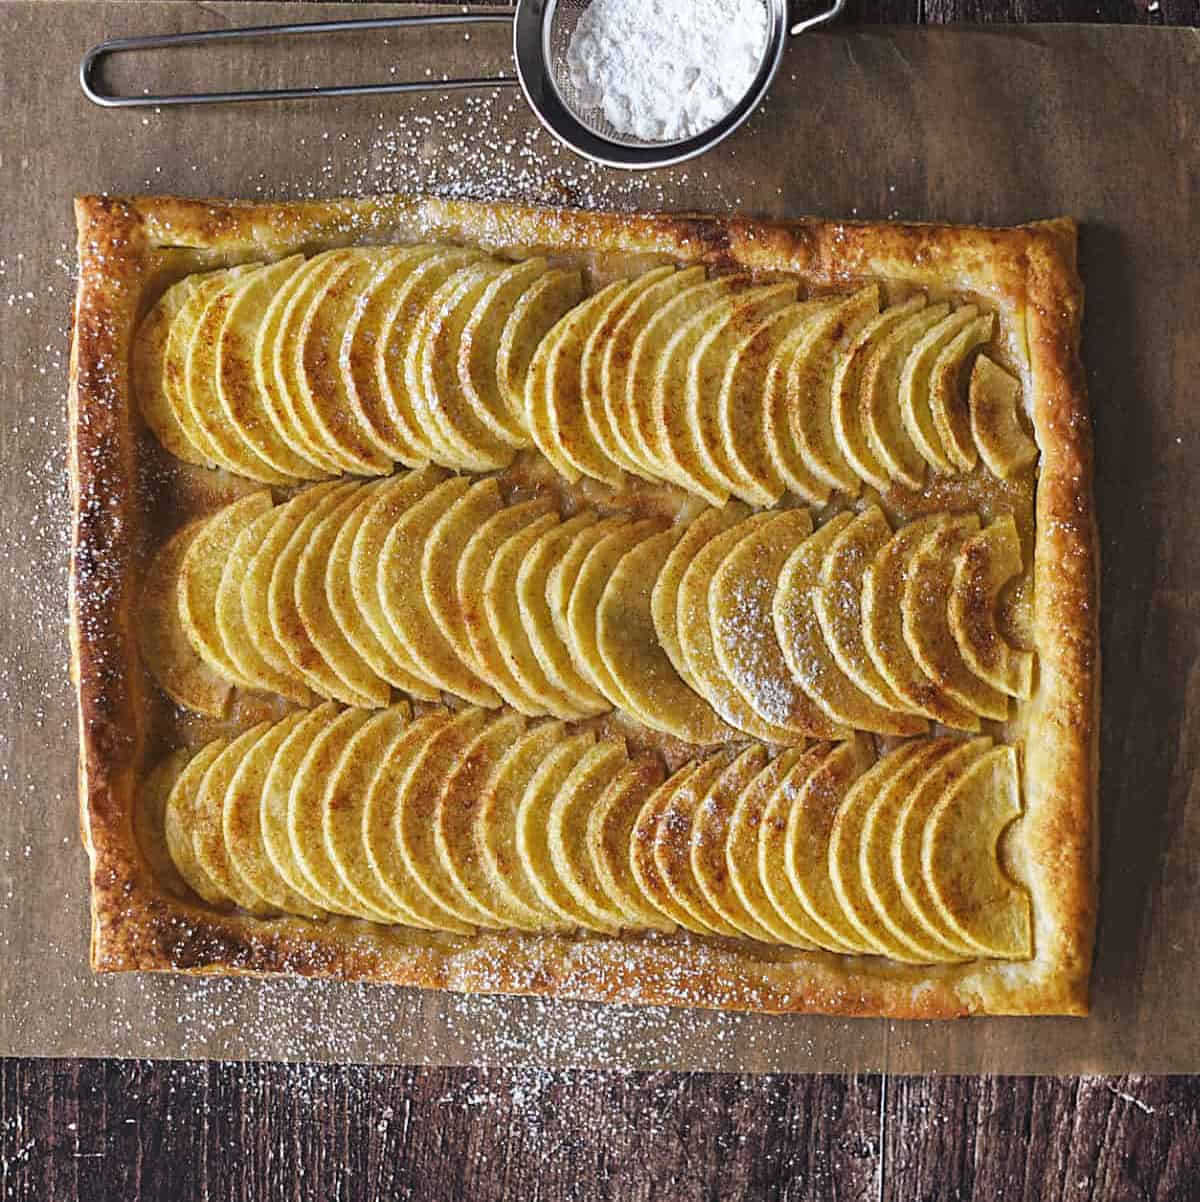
[4,0,1199,1199]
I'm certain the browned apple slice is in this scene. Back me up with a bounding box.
[774,514,925,735]
[923,744,1032,958]
[652,752,740,936]
[860,737,965,962]
[223,710,326,918]
[497,267,585,430]
[581,266,676,478]
[813,505,924,718]
[270,483,380,705]
[394,707,494,926]
[629,763,714,933]
[288,707,387,918]
[547,515,630,653]
[894,737,992,957]
[902,517,1010,721]
[861,301,950,489]
[139,520,233,717]
[596,526,734,745]
[860,515,980,730]
[458,257,548,449]
[164,739,232,906]
[376,247,487,464]
[326,479,436,699]
[525,277,631,485]
[133,275,210,466]
[709,509,849,740]
[719,302,827,507]
[361,711,470,931]
[342,246,445,465]
[757,744,845,950]
[549,737,633,929]
[167,265,257,471]
[679,513,808,744]
[585,755,673,932]
[929,313,995,471]
[484,510,594,719]
[180,490,275,692]
[725,747,818,947]
[423,477,506,688]
[272,249,365,474]
[827,741,933,961]
[628,275,751,481]
[602,266,707,478]
[185,267,294,484]
[969,355,1038,478]
[898,305,980,473]
[379,475,501,706]
[253,255,347,475]
[677,283,798,502]
[782,735,876,952]
[296,250,395,475]
[516,731,604,929]
[350,467,447,700]
[459,497,561,714]
[829,294,924,494]
[518,513,610,716]
[296,485,391,708]
[192,722,279,914]
[786,286,878,493]
[434,711,527,928]
[478,721,573,930]
[565,518,668,709]
[689,745,774,941]
[439,711,543,929]
[418,261,516,472]
[949,514,1036,699]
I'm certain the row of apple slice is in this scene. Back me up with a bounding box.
[141,470,1035,737]
[134,247,583,484]
[524,271,1037,505]
[145,703,1030,961]
[135,249,1038,502]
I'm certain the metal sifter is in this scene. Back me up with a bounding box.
[81,0,844,170]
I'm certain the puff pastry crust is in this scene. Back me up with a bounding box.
[69,193,1096,1017]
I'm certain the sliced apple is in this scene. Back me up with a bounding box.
[860,514,980,730]
[601,265,706,477]
[585,755,673,932]
[164,739,231,906]
[497,267,585,430]
[948,513,1036,699]
[969,355,1038,479]
[459,497,561,714]
[929,313,995,471]
[785,286,878,494]
[902,517,1010,721]
[596,526,734,746]
[517,513,610,717]
[379,475,501,706]
[689,745,774,941]
[898,305,980,473]
[724,747,816,946]
[709,508,849,740]
[829,293,923,494]
[136,751,191,900]
[923,744,1032,959]
[813,505,923,717]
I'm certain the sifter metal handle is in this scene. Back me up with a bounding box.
[79,11,518,107]
[789,0,846,36]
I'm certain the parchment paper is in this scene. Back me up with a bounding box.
[1,2,1197,1072]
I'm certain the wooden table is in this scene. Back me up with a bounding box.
[5,1,1200,1198]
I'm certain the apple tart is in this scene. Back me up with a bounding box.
[70,194,1096,1016]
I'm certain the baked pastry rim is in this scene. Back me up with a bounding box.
[68,192,1097,1018]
